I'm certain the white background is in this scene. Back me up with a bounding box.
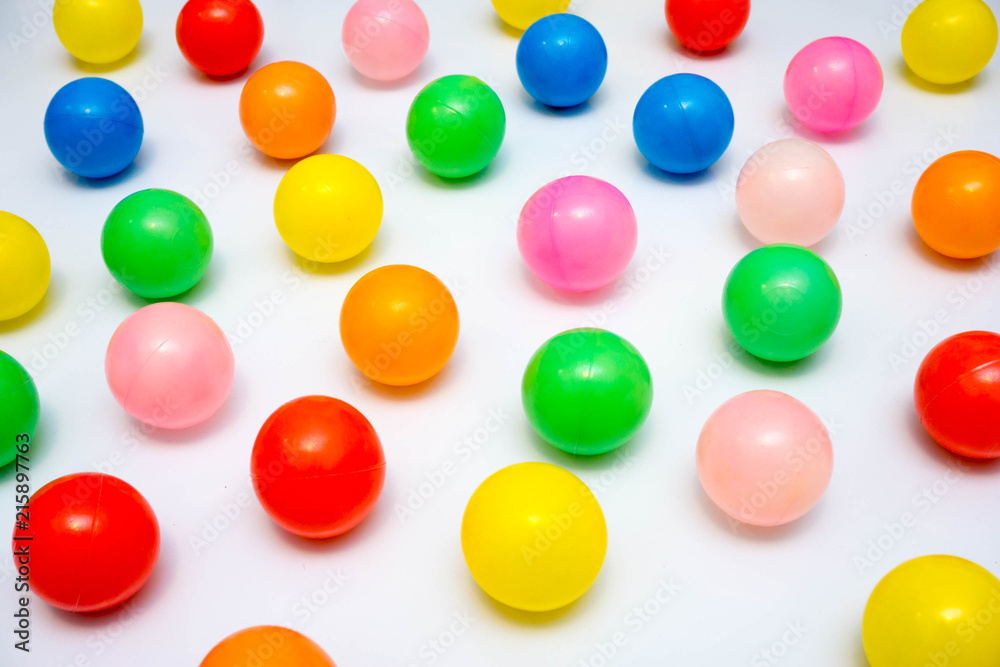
[1,0,999,665]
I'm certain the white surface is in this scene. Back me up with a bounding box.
[2,0,1000,665]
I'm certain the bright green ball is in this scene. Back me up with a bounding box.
[406,75,506,179]
[722,244,842,362]
[101,189,213,299]
[522,328,653,456]
[0,351,39,468]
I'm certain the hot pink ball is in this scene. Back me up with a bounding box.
[783,36,883,133]
[106,302,235,429]
[735,138,845,246]
[696,390,833,527]
[341,0,429,82]
[517,175,638,292]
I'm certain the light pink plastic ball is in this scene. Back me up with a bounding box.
[341,0,429,82]
[784,36,883,133]
[696,390,833,527]
[735,139,845,246]
[517,175,638,292]
[105,302,235,429]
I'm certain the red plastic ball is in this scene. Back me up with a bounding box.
[251,396,386,539]
[915,331,1000,459]
[665,0,750,52]
[176,0,264,77]
[13,473,160,612]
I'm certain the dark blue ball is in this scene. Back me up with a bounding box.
[633,73,734,174]
[44,77,143,179]
[516,14,607,108]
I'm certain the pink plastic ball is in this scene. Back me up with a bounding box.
[106,302,235,429]
[783,36,883,133]
[341,0,429,82]
[517,175,638,292]
[735,139,845,246]
[696,390,833,527]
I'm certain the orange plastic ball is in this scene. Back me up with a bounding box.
[912,150,1000,259]
[200,626,335,667]
[239,61,335,159]
[340,265,459,386]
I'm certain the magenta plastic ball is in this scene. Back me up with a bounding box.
[736,139,845,246]
[105,302,235,429]
[341,0,429,82]
[517,175,638,292]
[784,36,883,133]
[696,390,833,527]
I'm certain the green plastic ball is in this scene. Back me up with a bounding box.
[406,75,506,179]
[722,244,842,362]
[101,189,213,299]
[0,351,39,467]
[522,328,653,456]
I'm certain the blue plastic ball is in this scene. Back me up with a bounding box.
[633,73,734,174]
[516,14,607,108]
[44,78,143,179]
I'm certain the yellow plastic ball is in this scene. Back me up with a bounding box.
[491,0,571,31]
[273,155,383,263]
[902,0,998,84]
[0,212,51,321]
[863,555,1000,667]
[53,0,144,65]
[461,462,607,612]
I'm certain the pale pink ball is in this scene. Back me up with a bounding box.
[696,390,833,527]
[342,0,429,82]
[784,36,883,133]
[106,302,235,429]
[517,175,638,292]
[735,139,845,246]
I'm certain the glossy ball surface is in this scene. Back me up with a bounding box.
[461,462,606,611]
[53,0,143,64]
[200,626,336,667]
[14,473,159,612]
[0,212,50,321]
[902,0,998,84]
[342,0,429,81]
[0,352,39,468]
[665,0,750,52]
[522,329,653,456]
[516,14,607,108]
[491,0,570,30]
[176,0,264,77]
[722,244,842,362]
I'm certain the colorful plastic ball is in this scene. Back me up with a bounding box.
[697,390,833,526]
[0,212,50,321]
[102,189,213,299]
[251,396,386,538]
[176,0,264,77]
[201,626,336,667]
[0,352,39,468]
[273,154,382,263]
[461,462,606,611]
[665,0,750,52]
[633,73,734,174]
[240,61,336,160]
[735,139,845,246]
[902,0,997,84]
[915,331,1000,459]
[44,78,143,179]
[784,37,883,133]
[516,14,607,108]
[492,0,570,30]
[523,329,653,456]
[340,265,459,386]
[53,0,143,64]
[342,0,429,82]
[722,244,842,362]
[406,75,506,179]
[517,176,636,291]
[863,555,1000,667]
[105,302,234,429]
[15,473,159,612]
[912,150,1000,259]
